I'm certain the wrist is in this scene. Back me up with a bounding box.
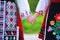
[35,13,39,17]
[33,13,39,19]
[35,11,44,16]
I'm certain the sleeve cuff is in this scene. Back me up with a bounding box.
[35,10,44,15]
[20,11,31,20]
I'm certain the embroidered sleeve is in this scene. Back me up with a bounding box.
[35,0,49,15]
[17,0,31,20]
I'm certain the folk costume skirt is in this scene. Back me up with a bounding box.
[46,2,60,40]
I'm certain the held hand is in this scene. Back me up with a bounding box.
[28,13,38,24]
[28,12,44,24]
[28,16,36,24]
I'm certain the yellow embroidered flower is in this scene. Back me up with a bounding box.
[50,21,55,26]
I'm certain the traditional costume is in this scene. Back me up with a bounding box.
[0,0,24,40]
[36,0,60,40]
[35,0,49,40]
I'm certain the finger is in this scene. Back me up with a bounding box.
[31,20,35,24]
[28,19,33,24]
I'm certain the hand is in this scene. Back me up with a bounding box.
[28,13,38,24]
[28,16,36,24]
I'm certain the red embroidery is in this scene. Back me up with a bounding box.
[10,5,13,9]
[10,18,13,22]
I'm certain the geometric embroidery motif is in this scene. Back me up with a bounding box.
[10,24,13,28]
[10,5,13,9]
[4,1,17,40]
[10,11,13,16]
[10,18,13,22]
[6,1,17,29]
[0,1,17,40]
